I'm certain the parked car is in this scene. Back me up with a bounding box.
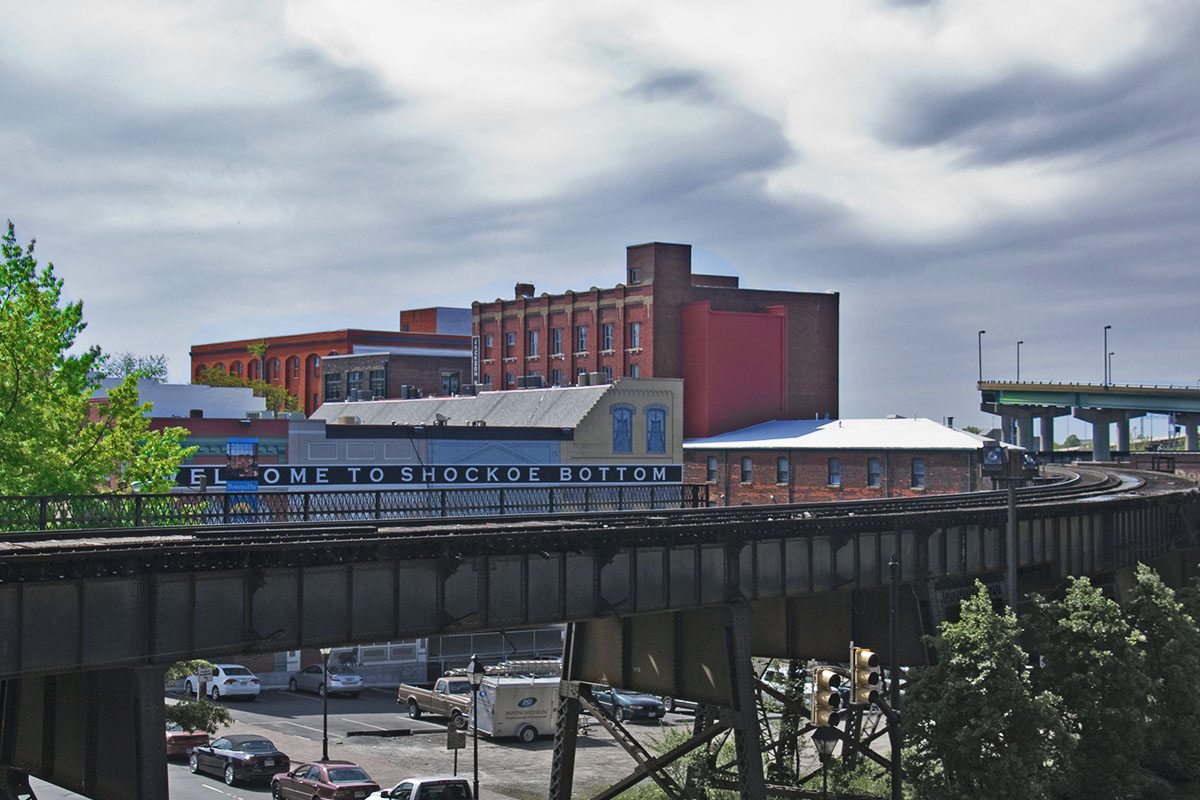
[271,760,380,799]
[398,675,472,728]
[658,695,698,714]
[165,721,209,758]
[188,734,289,786]
[366,776,473,800]
[290,663,364,697]
[590,687,666,722]
[183,664,262,701]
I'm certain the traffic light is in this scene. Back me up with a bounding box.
[851,647,881,706]
[811,667,842,726]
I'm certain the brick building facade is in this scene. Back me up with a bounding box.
[472,242,839,438]
[684,418,989,505]
[189,309,471,416]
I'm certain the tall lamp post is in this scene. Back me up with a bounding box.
[1104,325,1111,384]
[1016,340,1023,382]
[977,330,986,382]
[1109,352,1114,385]
[811,726,840,799]
[319,646,332,761]
[467,655,485,800]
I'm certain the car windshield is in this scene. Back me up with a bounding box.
[222,667,253,676]
[446,681,471,695]
[237,740,275,752]
[614,690,654,701]
[327,767,371,783]
[166,722,183,731]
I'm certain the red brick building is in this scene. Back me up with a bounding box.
[684,418,990,505]
[472,242,839,438]
[190,309,471,416]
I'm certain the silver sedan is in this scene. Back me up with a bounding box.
[288,664,364,697]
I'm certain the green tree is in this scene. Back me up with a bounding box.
[903,583,1065,800]
[1026,577,1149,799]
[1126,564,1200,783]
[164,660,233,734]
[962,425,982,434]
[0,222,194,495]
[96,351,169,383]
[194,365,299,413]
[1061,433,1081,449]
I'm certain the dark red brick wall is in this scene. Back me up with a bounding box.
[685,449,978,505]
[472,242,838,433]
[191,330,470,416]
[320,352,472,400]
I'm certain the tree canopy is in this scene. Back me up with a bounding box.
[0,221,194,495]
[96,351,169,383]
[194,364,299,413]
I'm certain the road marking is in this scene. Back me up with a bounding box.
[343,718,387,730]
[276,720,326,734]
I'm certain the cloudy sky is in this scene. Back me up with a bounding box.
[3,0,1197,435]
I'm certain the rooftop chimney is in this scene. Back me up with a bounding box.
[515,282,535,299]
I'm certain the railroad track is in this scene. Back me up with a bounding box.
[0,465,1193,583]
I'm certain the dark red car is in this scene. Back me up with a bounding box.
[165,721,209,758]
[271,760,380,800]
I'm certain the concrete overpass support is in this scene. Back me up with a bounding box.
[1075,408,1127,462]
[0,667,166,800]
[1176,413,1200,451]
[1014,410,1036,450]
[1041,414,1058,450]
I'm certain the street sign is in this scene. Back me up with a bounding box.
[447,727,467,750]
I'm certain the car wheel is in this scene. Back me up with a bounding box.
[318,683,326,698]
[210,685,220,701]
[662,696,675,713]
[188,753,199,774]
[621,708,631,722]
[518,725,538,743]
[451,710,466,730]
[272,781,283,800]
[185,680,194,697]
[223,762,236,786]
[289,678,298,692]
[408,700,421,719]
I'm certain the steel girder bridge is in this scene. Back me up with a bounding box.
[0,466,1197,799]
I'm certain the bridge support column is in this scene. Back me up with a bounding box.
[1074,408,1127,462]
[0,667,167,800]
[1013,410,1036,450]
[1176,413,1200,451]
[1041,414,1058,451]
[724,603,766,800]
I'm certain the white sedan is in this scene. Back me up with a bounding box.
[183,664,261,701]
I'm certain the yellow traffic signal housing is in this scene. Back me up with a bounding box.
[811,667,842,726]
[851,647,881,706]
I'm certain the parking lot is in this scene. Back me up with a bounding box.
[35,686,702,800]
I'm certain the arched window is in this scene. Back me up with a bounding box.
[645,405,667,454]
[230,361,243,377]
[269,358,281,379]
[611,404,634,453]
[247,360,259,380]
[289,356,300,378]
[194,365,205,380]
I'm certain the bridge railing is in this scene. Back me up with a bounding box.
[0,483,710,531]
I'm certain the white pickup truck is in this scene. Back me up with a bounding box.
[366,776,472,800]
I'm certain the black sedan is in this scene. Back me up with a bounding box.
[591,687,666,722]
[188,734,289,786]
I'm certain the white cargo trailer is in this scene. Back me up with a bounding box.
[470,675,560,743]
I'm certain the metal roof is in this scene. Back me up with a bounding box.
[310,385,614,429]
[683,418,992,451]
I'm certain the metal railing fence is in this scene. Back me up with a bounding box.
[0,483,708,532]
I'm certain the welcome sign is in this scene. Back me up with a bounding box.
[177,463,682,488]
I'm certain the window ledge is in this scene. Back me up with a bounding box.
[600,349,615,355]
[502,357,517,363]
[525,355,540,360]
[550,353,565,359]
[574,351,589,357]
[625,347,643,354]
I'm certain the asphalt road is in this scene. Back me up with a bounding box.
[30,685,697,800]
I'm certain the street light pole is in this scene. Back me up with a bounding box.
[811,727,839,800]
[1109,352,1114,385]
[1104,325,1111,384]
[319,646,332,761]
[1016,340,1023,382]
[977,330,986,383]
[467,655,485,800]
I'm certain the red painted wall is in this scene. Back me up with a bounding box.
[682,302,786,438]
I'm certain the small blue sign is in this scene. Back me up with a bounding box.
[518,697,538,708]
